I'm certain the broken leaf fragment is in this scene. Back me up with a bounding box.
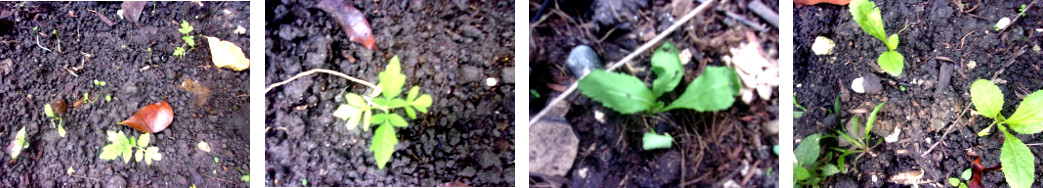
[206,36,250,71]
[119,100,174,133]
[333,93,371,131]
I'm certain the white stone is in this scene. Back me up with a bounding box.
[812,36,836,55]
[995,17,1011,30]
[485,77,497,87]
[852,77,866,93]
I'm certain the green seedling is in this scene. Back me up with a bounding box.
[93,79,107,87]
[302,178,308,186]
[32,26,51,52]
[241,174,250,182]
[9,126,28,159]
[577,42,739,150]
[794,97,808,118]
[106,94,112,102]
[833,102,885,172]
[173,20,195,58]
[850,0,904,77]
[949,168,973,188]
[794,133,841,186]
[331,56,433,169]
[44,104,65,137]
[99,131,163,165]
[969,79,1043,188]
[1020,4,1027,17]
[530,89,540,98]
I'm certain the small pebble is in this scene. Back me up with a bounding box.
[566,45,602,78]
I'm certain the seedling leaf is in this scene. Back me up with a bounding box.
[138,133,150,147]
[378,56,406,99]
[641,132,673,150]
[183,36,195,47]
[865,102,886,140]
[387,114,408,127]
[949,177,961,186]
[821,164,840,176]
[334,93,368,130]
[970,79,1004,119]
[663,66,740,112]
[650,42,683,97]
[795,166,810,181]
[577,69,657,114]
[961,168,972,180]
[850,0,887,42]
[1000,128,1035,188]
[411,94,432,113]
[877,51,904,77]
[886,34,899,51]
[1005,91,1043,134]
[44,104,54,118]
[371,123,397,169]
[10,126,26,159]
[178,20,193,34]
[795,133,822,167]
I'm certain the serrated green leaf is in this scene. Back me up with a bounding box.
[821,164,840,176]
[136,149,144,162]
[333,104,362,130]
[178,20,193,34]
[371,123,398,169]
[878,51,904,77]
[99,144,121,160]
[378,56,407,99]
[663,66,740,112]
[345,93,367,107]
[407,86,420,101]
[11,126,26,159]
[961,168,972,180]
[650,42,683,98]
[138,133,150,147]
[122,146,133,163]
[1000,128,1035,188]
[44,104,54,118]
[1005,91,1043,134]
[850,0,887,42]
[794,166,810,182]
[795,133,822,167]
[886,34,899,50]
[387,114,408,127]
[183,36,195,47]
[641,132,673,150]
[577,69,656,114]
[412,94,432,113]
[971,79,1004,119]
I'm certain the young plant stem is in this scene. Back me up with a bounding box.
[265,68,382,97]
[35,31,51,52]
[530,0,716,125]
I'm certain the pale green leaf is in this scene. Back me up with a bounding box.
[850,0,887,42]
[362,109,372,132]
[949,177,961,187]
[412,94,432,113]
[148,147,162,161]
[387,114,408,127]
[1005,91,1043,134]
[820,164,840,176]
[641,132,673,150]
[138,133,150,147]
[577,69,656,114]
[11,126,26,159]
[865,102,886,140]
[663,66,740,112]
[877,51,904,77]
[371,113,387,125]
[107,131,120,142]
[962,168,972,180]
[795,133,822,167]
[136,149,144,162]
[371,123,398,169]
[794,166,810,181]
[44,104,54,118]
[388,98,406,108]
[345,93,367,107]
[407,86,420,102]
[404,105,417,119]
[886,34,899,50]
[1000,128,1035,188]
[333,104,362,130]
[122,147,132,163]
[650,42,683,98]
[99,144,121,160]
[970,79,1004,119]
[57,121,65,138]
[378,56,407,99]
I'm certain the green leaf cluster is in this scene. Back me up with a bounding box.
[833,102,885,172]
[331,56,432,169]
[44,104,65,138]
[849,0,904,77]
[577,42,740,114]
[970,79,1042,188]
[173,20,194,58]
[9,126,28,159]
[948,169,972,188]
[794,133,840,186]
[99,131,163,165]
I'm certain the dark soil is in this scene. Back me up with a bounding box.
[529,0,779,187]
[264,0,515,186]
[0,1,250,187]
[795,0,1043,187]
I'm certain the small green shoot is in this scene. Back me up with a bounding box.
[302,178,308,186]
[794,97,808,118]
[331,56,433,169]
[970,79,1043,188]
[173,20,195,58]
[833,102,886,172]
[794,133,840,186]
[850,0,904,77]
[99,131,163,165]
[9,126,28,159]
[641,132,673,150]
[44,104,65,137]
[106,94,112,102]
[93,79,106,87]
[241,174,250,182]
[1020,4,1027,17]
[530,89,540,98]
[173,47,186,58]
[214,157,219,163]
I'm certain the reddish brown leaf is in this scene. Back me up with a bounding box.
[119,100,173,133]
[121,1,147,23]
[316,0,376,50]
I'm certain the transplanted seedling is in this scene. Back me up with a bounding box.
[576,42,741,150]
[969,79,1043,188]
[44,103,66,137]
[173,20,195,58]
[99,131,163,165]
[794,133,841,186]
[332,56,433,169]
[850,0,904,77]
[833,102,885,172]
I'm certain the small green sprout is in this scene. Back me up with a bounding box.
[850,0,904,77]
[302,178,308,186]
[241,174,250,182]
[530,89,540,98]
[9,126,28,159]
[99,131,163,165]
[93,79,106,87]
[1020,4,1027,17]
[214,157,219,163]
[106,94,112,102]
[173,20,195,58]
[44,104,65,137]
[969,79,1043,188]
[173,47,186,58]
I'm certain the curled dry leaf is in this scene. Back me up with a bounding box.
[317,0,376,50]
[120,1,147,23]
[206,36,250,71]
[119,100,173,133]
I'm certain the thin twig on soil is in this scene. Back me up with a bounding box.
[922,102,973,157]
[264,68,381,96]
[529,0,717,125]
[989,48,1026,81]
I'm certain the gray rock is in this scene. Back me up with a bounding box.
[566,45,602,78]
[862,73,884,94]
[478,150,500,168]
[460,65,483,83]
[460,25,482,38]
[459,166,477,177]
[501,67,515,83]
[529,119,579,177]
